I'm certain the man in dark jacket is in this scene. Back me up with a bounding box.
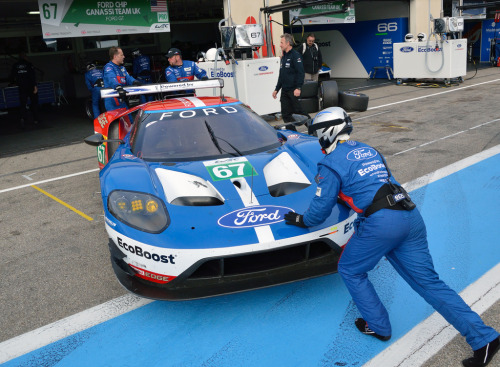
[272,34,309,131]
[300,33,323,81]
[10,53,39,128]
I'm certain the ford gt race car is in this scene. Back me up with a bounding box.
[85,79,356,300]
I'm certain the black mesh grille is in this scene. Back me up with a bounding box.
[189,240,335,279]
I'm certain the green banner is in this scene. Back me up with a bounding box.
[39,0,170,39]
[289,1,355,25]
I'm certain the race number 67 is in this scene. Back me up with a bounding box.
[42,3,58,19]
[212,163,246,179]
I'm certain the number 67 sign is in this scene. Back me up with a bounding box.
[204,157,258,181]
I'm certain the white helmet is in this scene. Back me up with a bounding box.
[417,32,427,42]
[205,48,221,61]
[405,33,414,42]
[308,107,353,154]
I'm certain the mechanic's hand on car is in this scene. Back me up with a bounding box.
[284,211,307,228]
[115,85,127,100]
[132,80,142,86]
[201,76,209,81]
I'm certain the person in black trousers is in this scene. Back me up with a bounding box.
[10,52,39,128]
[272,33,309,131]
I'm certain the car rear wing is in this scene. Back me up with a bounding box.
[100,78,224,98]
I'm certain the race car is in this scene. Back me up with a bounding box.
[85,79,356,300]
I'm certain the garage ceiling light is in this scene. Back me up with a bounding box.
[28,11,40,15]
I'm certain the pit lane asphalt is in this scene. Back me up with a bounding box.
[0,67,499,366]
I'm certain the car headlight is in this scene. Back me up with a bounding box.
[108,190,170,233]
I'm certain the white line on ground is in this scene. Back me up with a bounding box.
[393,119,500,156]
[367,78,500,111]
[363,263,500,367]
[0,168,99,194]
[0,145,498,365]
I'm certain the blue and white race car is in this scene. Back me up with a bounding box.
[85,79,356,300]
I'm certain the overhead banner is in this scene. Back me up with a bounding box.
[452,0,486,19]
[289,1,355,25]
[39,0,170,39]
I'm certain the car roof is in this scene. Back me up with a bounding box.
[141,96,241,112]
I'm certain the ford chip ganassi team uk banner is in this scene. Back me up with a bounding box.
[38,0,170,39]
[289,1,355,25]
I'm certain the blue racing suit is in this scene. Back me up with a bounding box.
[303,140,499,349]
[133,55,153,103]
[103,61,137,111]
[85,68,103,118]
[165,60,207,94]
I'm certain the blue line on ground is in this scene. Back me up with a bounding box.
[3,154,499,367]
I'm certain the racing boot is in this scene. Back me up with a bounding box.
[354,318,391,341]
[462,336,500,367]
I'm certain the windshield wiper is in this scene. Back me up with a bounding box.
[204,120,243,156]
[205,120,223,154]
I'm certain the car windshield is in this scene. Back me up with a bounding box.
[131,103,281,161]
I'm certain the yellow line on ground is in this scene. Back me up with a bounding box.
[31,185,94,221]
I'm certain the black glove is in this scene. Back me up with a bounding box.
[284,211,307,228]
[132,80,142,86]
[93,79,104,88]
[115,85,127,100]
[201,76,209,81]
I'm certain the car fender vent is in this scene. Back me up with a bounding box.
[155,168,225,206]
[263,152,311,197]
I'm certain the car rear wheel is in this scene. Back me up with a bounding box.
[107,122,120,161]
[298,97,319,114]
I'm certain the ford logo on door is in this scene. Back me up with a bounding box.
[258,66,269,71]
[218,205,292,228]
[400,46,414,53]
[347,147,378,161]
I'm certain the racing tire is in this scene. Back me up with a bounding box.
[339,91,369,112]
[85,98,93,120]
[300,81,319,99]
[298,97,319,114]
[107,122,120,161]
[319,80,339,109]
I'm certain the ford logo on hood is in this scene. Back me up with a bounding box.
[400,46,414,53]
[347,147,378,161]
[218,205,292,228]
[258,66,268,71]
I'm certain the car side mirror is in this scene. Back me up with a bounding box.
[84,133,125,146]
[84,133,105,146]
[291,114,311,126]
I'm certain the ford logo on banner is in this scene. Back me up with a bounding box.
[258,66,269,71]
[347,147,378,161]
[218,205,292,228]
[457,44,462,48]
[400,46,414,53]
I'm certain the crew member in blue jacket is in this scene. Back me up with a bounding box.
[85,62,104,118]
[285,107,499,367]
[103,46,140,112]
[131,48,153,103]
[164,48,207,94]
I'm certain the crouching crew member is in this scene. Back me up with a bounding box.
[285,107,500,367]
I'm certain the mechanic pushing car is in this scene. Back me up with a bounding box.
[131,48,154,104]
[284,107,499,367]
[85,62,104,118]
[165,47,208,85]
[272,33,310,132]
[103,46,141,112]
